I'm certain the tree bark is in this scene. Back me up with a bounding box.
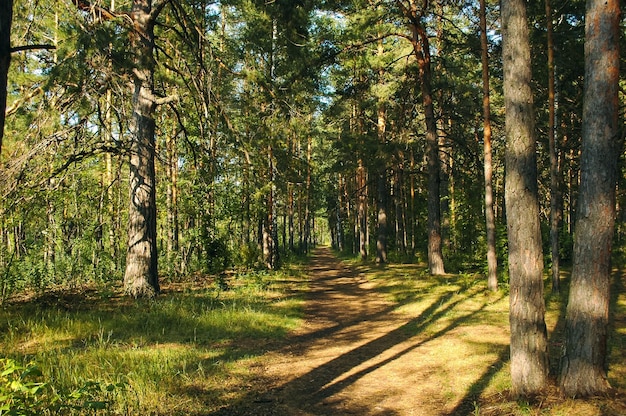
[559,0,620,397]
[417,27,445,275]
[480,0,498,291]
[399,0,445,274]
[0,0,13,155]
[123,0,164,298]
[502,0,549,396]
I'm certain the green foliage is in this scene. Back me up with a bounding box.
[0,358,126,415]
[0,265,304,414]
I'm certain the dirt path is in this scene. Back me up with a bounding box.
[213,247,494,415]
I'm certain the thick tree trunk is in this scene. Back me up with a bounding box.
[502,0,549,396]
[124,0,161,298]
[417,30,445,275]
[0,0,13,154]
[559,0,620,397]
[480,0,498,292]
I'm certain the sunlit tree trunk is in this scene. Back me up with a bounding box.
[560,0,620,397]
[124,0,169,298]
[502,0,549,396]
[480,0,498,291]
[165,129,179,268]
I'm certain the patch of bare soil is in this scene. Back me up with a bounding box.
[211,247,487,416]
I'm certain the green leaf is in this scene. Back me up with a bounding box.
[85,400,108,410]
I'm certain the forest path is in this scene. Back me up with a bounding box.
[213,246,490,415]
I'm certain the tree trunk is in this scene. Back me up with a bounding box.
[358,161,368,260]
[502,0,549,396]
[480,0,498,291]
[559,0,620,397]
[417,27,445,275]
[375,37,388,264]
[545,0,560,294]
[376,170,388,264]
[0,0,13,154]
[124,0,162,298]
[166,129,179,271]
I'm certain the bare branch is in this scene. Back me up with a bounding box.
[10,44,56,53]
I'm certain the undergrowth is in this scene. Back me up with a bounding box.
[0,265,306,415]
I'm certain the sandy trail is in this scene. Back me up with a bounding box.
[212,247,496,415]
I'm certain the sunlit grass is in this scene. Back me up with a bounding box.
[0,266,306,415]
[347,257,626,415]
[2,254,625,415]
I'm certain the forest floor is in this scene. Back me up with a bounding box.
[210,247,626,416]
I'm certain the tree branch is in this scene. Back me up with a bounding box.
[150,0,173,21]
[10,44,56,53]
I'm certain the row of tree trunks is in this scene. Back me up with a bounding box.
[502,0,620,398]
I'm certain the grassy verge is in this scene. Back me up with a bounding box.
[0,266,306,415]
[345,256,626,416]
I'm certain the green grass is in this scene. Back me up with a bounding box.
[345,257,626,415]
[0,267,306,415]
[2,254,625,415]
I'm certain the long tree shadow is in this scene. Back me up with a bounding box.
[209,270,500,415]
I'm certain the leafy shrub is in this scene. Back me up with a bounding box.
[0,358,126,415]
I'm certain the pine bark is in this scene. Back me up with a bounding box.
[0,0,13,154]
[502,0,549,396]
[559,0,620,396]
[400,0,445,274]
[480,0,498,291]
[123,0,162,298]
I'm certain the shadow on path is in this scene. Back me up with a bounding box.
[209,247,504,416]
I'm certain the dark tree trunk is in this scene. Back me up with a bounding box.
[376,169,388,264]
[399,0,445,274]
[123,0,164,298]
[418,31,445,276]
[502,0,549,396]
[559,0,620,397]
[358,161,368,260]
[0,0,13,154]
